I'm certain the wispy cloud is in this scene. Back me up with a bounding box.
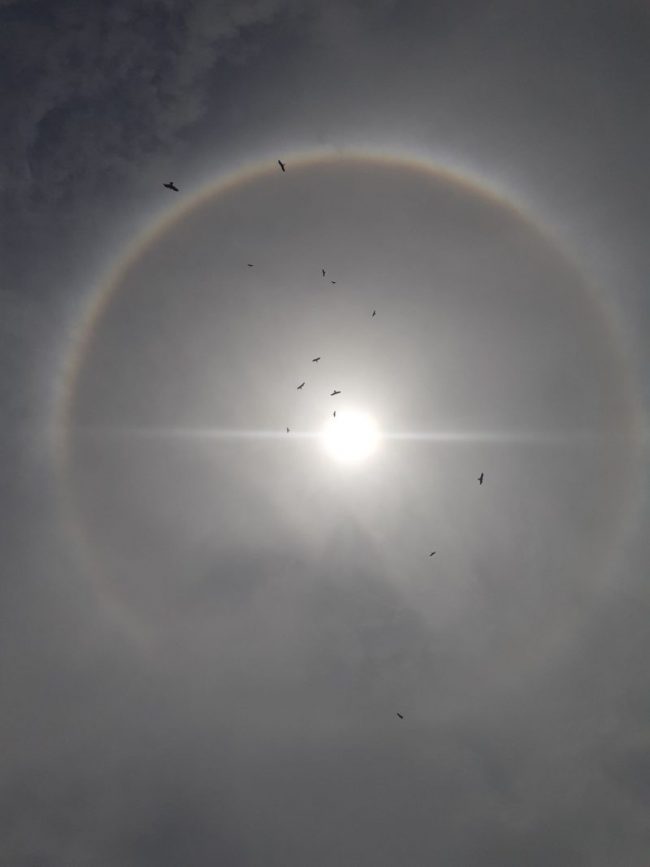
[0,0,294,218]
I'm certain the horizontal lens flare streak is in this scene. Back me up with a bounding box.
[66,425,622,445]
[68,426,320,440]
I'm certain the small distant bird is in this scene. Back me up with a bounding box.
[312,357,321,362]
[322,268,326,277]
[286,427,290,433]
[429,551,436,557]
[333,411,336,418]
[247,263,254,267]
[163,181,179,191]
[297,382,305,390]
[330,280,336,284]
[278,160,286,172]
[330,389,341,396]
[371,309,376,318]
[478,472,484,485]
[397,713,404,720]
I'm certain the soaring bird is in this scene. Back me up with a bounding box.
[312,357,321,362]
[397,713,404,720]
[330,389,341,396]
[322,268,326,277]
[297,382,305,390]
[247,263,254,267]
[333,411,336,418]
[163,181,179,191]
[478,472,484,485]
[429,551,436,557]
[278,160,286,172]
[371,309,376,317]
[330,280,336,284]
[286,427,290,433]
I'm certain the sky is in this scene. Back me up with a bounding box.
[2,1,650,864]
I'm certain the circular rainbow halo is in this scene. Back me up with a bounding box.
[321,409,381,464]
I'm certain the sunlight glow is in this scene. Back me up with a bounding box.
[321,409,380,463]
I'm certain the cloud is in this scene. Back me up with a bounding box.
[1,2,649,864]
[0,0,294,219]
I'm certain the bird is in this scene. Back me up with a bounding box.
[371,309,376,318]
[312,357,321,362]
[247,263,254,267]
[429,551,436,557]
[330,280,336,284]
[478,472,484,485]
[333,411,336,418]
[163,181,179,191]
[286,427,290,433]
[278,160,286,172]
[297,382,305,390]
[322,268,326,277]
[397,713,404,720]
[330,389,341,396]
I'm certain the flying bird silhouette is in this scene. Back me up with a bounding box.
[297,382,305,390]
[312,357,321,362]
[478,472,484,485]
[371,309,376,317]
[397,713,404,720]
[333,411,336,418]
[163,181,179,191]
[247,263,254,267]
[278,160,286,172]
[330,280,336,284]
[322,268,326,277]
[429,551,436,557]
[330,389,341,396]
[286,427,290,433]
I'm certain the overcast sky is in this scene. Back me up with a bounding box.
[2,2,650,865]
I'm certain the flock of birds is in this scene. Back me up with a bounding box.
[163,159,485,722]
[289,367,342,433]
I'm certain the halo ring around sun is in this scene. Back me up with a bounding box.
[51,148,645,637]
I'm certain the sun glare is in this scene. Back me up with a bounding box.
[322,409,380,464]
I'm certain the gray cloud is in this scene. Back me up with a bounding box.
[0,0,403,224]
[0,0,293,218]
[1,1,650,865]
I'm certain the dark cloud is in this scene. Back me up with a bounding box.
[0,0,403,225]
[0,0,293,219]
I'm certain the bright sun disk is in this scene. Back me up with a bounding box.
[322,409,380,463]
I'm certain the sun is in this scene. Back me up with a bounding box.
[321,409,381,464]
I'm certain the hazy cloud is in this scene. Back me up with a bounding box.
[1,1,649,865]
[0,0,293,216]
